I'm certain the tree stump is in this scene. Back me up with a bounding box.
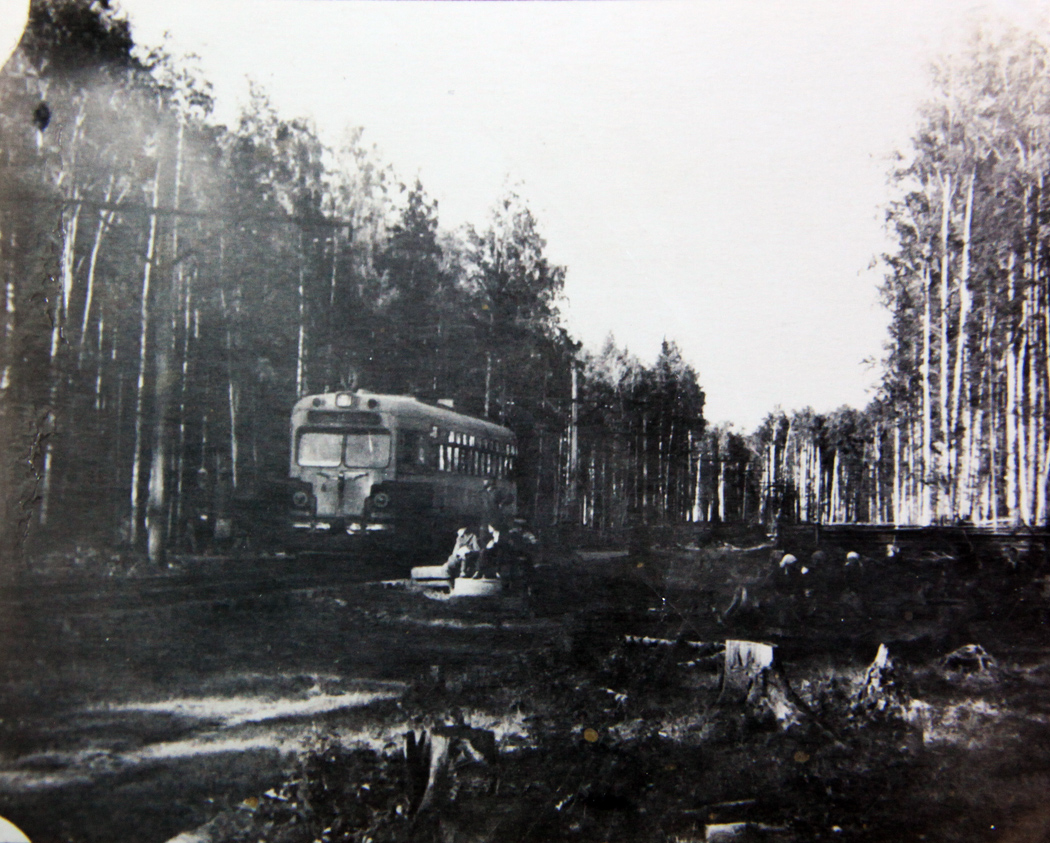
[719,640,803,727]
[719,640,776,704]
[941,643,1000,684]
[403,729,436,814]
[404,725,498,815]
[854,643,908,718]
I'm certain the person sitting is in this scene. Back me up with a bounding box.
[473,523,502,579]
[442,526,482,579]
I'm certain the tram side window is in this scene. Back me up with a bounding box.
[297,432,343,467]
[396,431,432,474]
[433,434,515,477]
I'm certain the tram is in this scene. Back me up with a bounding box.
[287,391,518,553]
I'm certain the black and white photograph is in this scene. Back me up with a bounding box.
[1,1,1050,840]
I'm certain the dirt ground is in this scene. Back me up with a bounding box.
[0,539,1048,843]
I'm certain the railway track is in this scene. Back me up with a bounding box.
[0,553,409,616]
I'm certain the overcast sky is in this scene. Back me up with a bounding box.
[9,0,1050,428]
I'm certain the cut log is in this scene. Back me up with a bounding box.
[705,822,793,842]
[624,635,718,651]
[410,565,450,588]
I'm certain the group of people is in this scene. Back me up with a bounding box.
[440,519,538,583]
[715,546,870,625]
[762,548,870,626]
[774,548,866,600]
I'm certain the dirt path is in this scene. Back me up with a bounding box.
[0,568,520,839]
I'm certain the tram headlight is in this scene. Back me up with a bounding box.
[292,490,309,508]
[371,491,390,509]
[335,392,354,407]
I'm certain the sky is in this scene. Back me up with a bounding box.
[6,0,1050,429]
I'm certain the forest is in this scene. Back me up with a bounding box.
[0,0,706,565]
[1,1,1047,570]
[749,28,1050,532]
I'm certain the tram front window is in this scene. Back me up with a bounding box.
[297,432,343,467]
[344,432,391,467]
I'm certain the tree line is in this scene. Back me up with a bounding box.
[739,27,1050,530]
[0,0,707,565]
[12,2,1038,560]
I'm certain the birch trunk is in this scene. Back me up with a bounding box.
[950,171,975,514]
[77,205,109,367]
[1006,253,1020,521]
[1,277,13,394]
[641,417,650,516]
[937,172,954,519]
[56,197,81,356]
[228,379,238,492]
[872,425,882,523]
[219,288,239,493]
[893,421,902,525]
[977,304,995,523]
[38,196,81,525]
[1025,296,1037,524]
[296,232,307,397]
[147,121,185,565]
[567,364,579,521]
[483,351,492,419]
[173,273,193,542]
[1039,257,1050,524]
[94,314,111,412]
[990,361,1000,524]
[691,431,703,522]
[921,263,934,524]
[815,445,824,524]
[1018,304,1031,524]
[830,449,840,523]
[964,386,981,521]
[794,437,801,523]
[130,162,162,546]
[77,176,127,365]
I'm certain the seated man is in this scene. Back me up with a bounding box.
[473,523,502,579]
[442,526,482,579]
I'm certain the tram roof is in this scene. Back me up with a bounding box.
[293,392,515,440]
